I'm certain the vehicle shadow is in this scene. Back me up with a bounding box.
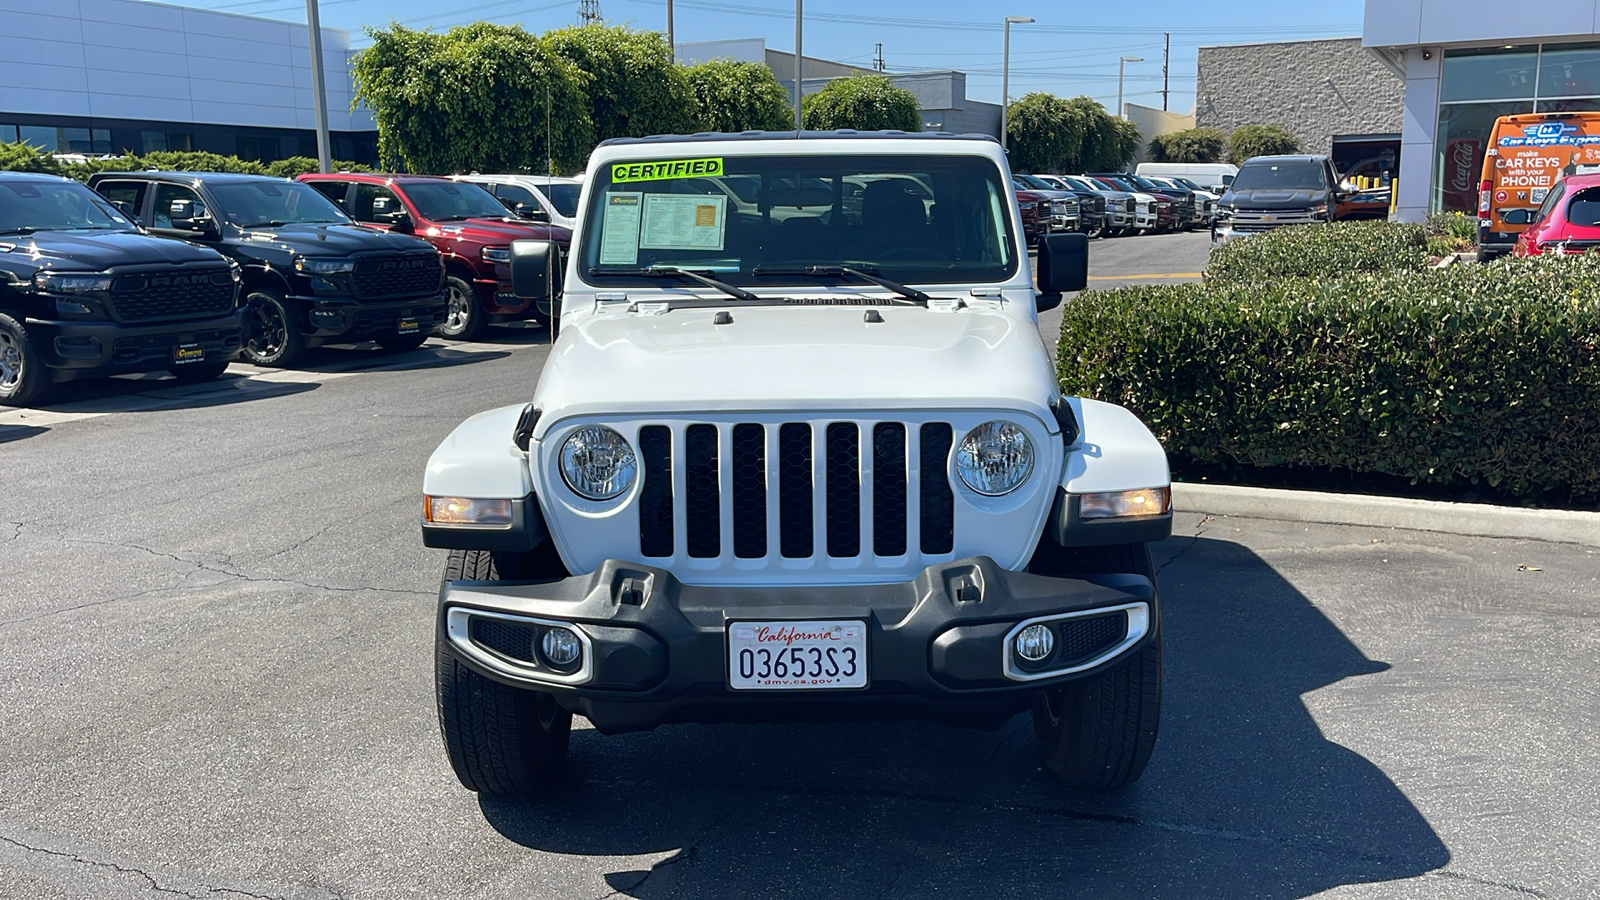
[19,376,319,414]
[478,537,1449,899]
[0,424,47,443]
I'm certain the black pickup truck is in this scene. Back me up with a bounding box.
[1,171,242,406]
[87,172,447,367]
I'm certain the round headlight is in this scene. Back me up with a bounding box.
[954,421,1035,496]
[559,426,637,500]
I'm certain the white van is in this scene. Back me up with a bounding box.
[1135,162,1238,193]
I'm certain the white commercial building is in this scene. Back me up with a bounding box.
[0,0,374,162]
[1365,0,1600,221]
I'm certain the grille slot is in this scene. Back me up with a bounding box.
[1057,614,1128,665]
[639,425,673,557]
[633,419,957,565]
[872,423,907,557]
[108,268,233,322]
[778,424,814,558]
[919,423,955,554]
[351,253,439,300]
[825,423,861,558]
[731,424,767,559]
[684,424,720,558]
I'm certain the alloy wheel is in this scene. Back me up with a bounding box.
[0,330,21,391]
[244,297,286,359]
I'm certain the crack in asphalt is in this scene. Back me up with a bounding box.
[1,522,22,543]
[0,832,310,899]
[1430,869,1549,898]
[0,530,431,627]
[874,850,915,900]
[1155,516,1210,573]
[985,719,1031,764]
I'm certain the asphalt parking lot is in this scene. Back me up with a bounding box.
[3,229,1597,900]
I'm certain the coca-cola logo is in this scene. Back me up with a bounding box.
[1450,141,1477,193]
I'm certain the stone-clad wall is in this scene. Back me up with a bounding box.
[1196,38,1403,154]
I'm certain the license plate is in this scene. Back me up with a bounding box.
[728,620,867,690]
[397,317,419,334]
[172,343,204,365]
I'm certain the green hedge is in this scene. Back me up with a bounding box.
[0,142,371,181]
[1207,221,1428,284]
[1059,254,1600,502]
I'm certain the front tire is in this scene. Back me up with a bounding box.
[1030,542,1162,789]
[438,275,489,341]
[0,312,53,407]
[241,289,307,368]
[436,549,574,796]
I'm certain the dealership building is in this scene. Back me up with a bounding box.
[0,0,375,163]
[1365,0,1600,221]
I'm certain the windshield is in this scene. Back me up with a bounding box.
[1230,162,1329,192]
[579,153,1018,287]
[1060,176,1103,193]
[543,183,581,218]
[1016,174,1055,190]
[0,180,137,234]
[404,181,512,221]
[1130,175,1177,193]
[210,181,349,227]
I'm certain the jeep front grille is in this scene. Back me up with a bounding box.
[351,252,440,300]
[108,268,234,322]
[635,420,956,562]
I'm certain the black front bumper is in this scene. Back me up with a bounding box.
[289,292,448,339]
[32,310,243,377]
[439,556,1158,734]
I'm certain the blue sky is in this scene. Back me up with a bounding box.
[174,0,1366,114]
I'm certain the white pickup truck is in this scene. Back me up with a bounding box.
[420,132,1172,796]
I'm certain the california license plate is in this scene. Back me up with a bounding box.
[172,343,204,365]
[727,620,867,690]
[397,317,419,334]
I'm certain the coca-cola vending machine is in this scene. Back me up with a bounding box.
[1443,138,1483,212]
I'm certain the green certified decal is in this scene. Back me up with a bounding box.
[611,157,724,183]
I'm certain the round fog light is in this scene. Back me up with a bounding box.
[1014,624,1055,662]
[540,627,582,666]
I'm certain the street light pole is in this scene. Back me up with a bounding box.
[666,0,674,62]
[1117,55,1144,122]
[304,0,331,173]
[1000,15,1034,150]
[794,0,803,130]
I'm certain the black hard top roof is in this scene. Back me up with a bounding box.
[1240,155,1330,164]
[87,171,291,185]
[597,130,998,148]
[0,171,75,183]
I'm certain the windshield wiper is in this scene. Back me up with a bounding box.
[589,265,759,302]
[240,220,290,228]
[750,265,929,304]
[0,227,38,235]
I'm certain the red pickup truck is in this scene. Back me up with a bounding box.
[299,173,570,339]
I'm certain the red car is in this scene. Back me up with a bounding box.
[300,173,571,339]
[1513,173,1600,257]
[1015,188,1052,245]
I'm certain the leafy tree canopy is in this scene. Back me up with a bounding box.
[801,75,922,132]
[1227,124,1301,164]
[1148,127,1225,163]
[683,59,794,133]
[543,25,696,145]
[1004,94,1137,173]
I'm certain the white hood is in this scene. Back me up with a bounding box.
[529,300,1061,438]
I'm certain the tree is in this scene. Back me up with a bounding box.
[1148,127,1225,163]
[1227,124,1301,164]
[264,157,375,178]
[684,59,793,133]
[801,75,922,132]
[353,23,592,175]
[1065,96,1140,172]
[1004,92,1083,173]
[542,25,696,145]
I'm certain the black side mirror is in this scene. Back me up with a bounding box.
[382,211,415,233]
[1035,232,1088,310]
[169,198,211,233]
[510,239,556,302]
[514,202,549,222]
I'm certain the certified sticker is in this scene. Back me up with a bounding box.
[611,158,724,183]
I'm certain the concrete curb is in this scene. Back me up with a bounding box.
[1172,482,1600,547]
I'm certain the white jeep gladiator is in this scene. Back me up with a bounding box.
[421,132,1172,795]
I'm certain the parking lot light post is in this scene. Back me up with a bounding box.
[794,0,804,130]
[304,0,331,173]
[1117,56,1143,121]
[1000,16,1034,150]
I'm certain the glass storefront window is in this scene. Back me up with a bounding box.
[1434,100,1533,213]
[1441,46,1539,103]
[19,126,57,151]
[1537,42,1600,98]
[0,124,17,144]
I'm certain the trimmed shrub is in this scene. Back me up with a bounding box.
[1057,254,1600,502]
[1148,127,1224,163]
[1206,221,1428,285]
[0,141,61,173]
[264,157,376,178]
[1226,124,1300,164]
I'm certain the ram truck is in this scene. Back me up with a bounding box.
[421,132,1173,796]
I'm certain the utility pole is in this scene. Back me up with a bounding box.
[1000,16,1034,150]
[304,0,331,173]
[1162,32,1170,111]
[578,0,600,25]
[794,0,803,130]
[873,42,884,72]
